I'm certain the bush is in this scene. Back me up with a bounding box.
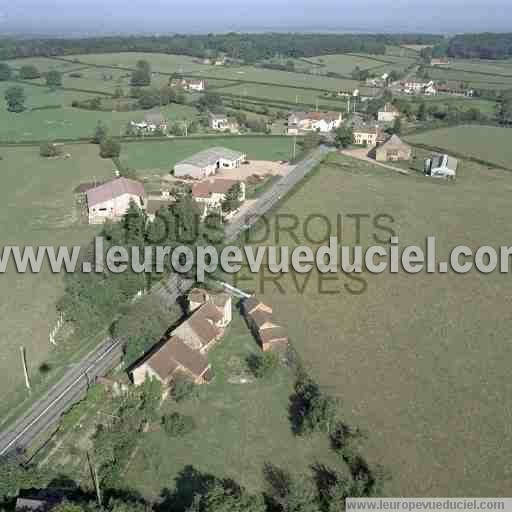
[40,142,61,158]
[161,412,196,437]
[99,137,121,158]
[247,351,279,379]
[170,373,197,402]
[19,65,40,79]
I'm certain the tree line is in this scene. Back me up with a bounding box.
[0,33,442,63]
[429,33,512,60]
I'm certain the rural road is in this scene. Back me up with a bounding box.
[0,146,330,458]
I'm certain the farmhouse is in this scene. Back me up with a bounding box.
[86,177,145,224]
[424,153,458,178]
[287,111,343,134]
[377,103,401,123]
[131,335,212,386]
[173,302,227,353]
[208,113,239,133]
[374,134,412,162]
[170,77,206,91]
[146,191,175,220]
[189,288,232,326]
[192,178,246,210]
[243,297,289,352]
[174,147,247,179]
[430,58,450,66]
[353,125,384,146]
[130,112,168,134]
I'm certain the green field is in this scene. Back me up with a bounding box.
[120,136,297,173]
[425,66,512,90]
[218,83,349,108]
[0,81,199,142]
[444,58,512,76]
[62,52,208,74]
[406,125,512,169]
[233,151,512,495]
[305,54,392,75]
[0,144,115,421]
[6,57,86,74]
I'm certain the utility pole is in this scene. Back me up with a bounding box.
[20,346,31,392]
[87,451,103,509]
[292,135,297,160]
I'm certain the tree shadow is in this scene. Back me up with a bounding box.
[156,465,238,512]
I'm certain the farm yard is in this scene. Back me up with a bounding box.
[0,144,115,423]
[233,152,512,496]
[122,314,338,499]
[120,136,297,174]
[405,125,512,169]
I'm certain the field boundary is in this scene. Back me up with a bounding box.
[406,140,512,171]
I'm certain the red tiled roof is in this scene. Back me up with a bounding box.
[86,177,145,207]
[192,178,239,199]
[144,335,209,380]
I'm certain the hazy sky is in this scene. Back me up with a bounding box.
[2,0,512,35]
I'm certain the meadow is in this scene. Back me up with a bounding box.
[0,144,115,423]
[305,54,393,75]
[0,81,199,142]
[405,125,512,169]
[426,66,512,90]
[120,136,297,173]
[232,151,512,495]
[217,83,349,109]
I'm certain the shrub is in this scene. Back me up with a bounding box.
[99,137,121,158]
[161,412,196,437]
[40,142,62,158]
[170,373,197,402]
[247,351,279,379]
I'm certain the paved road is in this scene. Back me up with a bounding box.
[0,147,330,458]
[226,145,332,241]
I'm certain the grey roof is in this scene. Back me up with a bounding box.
[144,112,166,124]
[176,147,245,168]
[431,153,458,172]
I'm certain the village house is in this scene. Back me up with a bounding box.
[130,112,168,135]
[242,297,289,352]
[208,113,239,133]
[188,288,232,327]
[170,77,206,91]
[424,153,458,178]
[131,334,212,386]
[191,178,246,211]
[145,190,176,221]
[173,302,227,353]
[287,111,343,134]
[377,103,401,123]
[374,134,412,162]
[353,125,385,147]
[86,177,145,224]
[430,58,450,66]
[174,147,247,179]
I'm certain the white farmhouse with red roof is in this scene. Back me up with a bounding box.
[86,177,146,224]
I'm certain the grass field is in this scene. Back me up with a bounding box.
[123,313,338,499]
[6,57,86,74]
[232,151,512,495]
[120,136,297,173]
[0,144,115,420]
[0,81,199,142]
[217,83,349,109]
[305,54,392,75]
[405,125,512,169]
[61,52,208,74]
[426,67,512,90]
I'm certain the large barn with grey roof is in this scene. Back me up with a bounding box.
[173,147,246,179]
